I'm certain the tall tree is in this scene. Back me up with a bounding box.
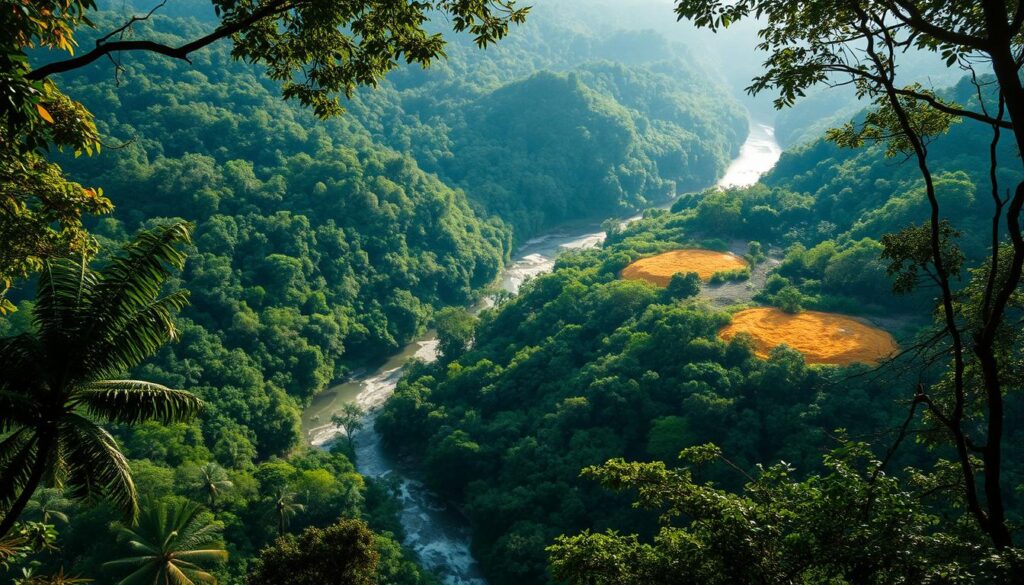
[331,403,366,451]
[0,221,203,538]
[104,499,227,585]
[191,463,233,509]
[673,0,1024,549]
[271,489,304,537]
[433,307,478,361]
[0,0,528,307]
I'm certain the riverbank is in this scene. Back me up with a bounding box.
[301,116,783,585]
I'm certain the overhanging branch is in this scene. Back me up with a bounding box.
[26,0,294,81]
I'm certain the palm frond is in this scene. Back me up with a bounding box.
[0,429,32,470]
[174,521,224,553]
[173,549,229,563]
[0,389,38,432]
[0,433,39,512]
[59,415,137,522]
[73,380,203,425]
[180,568,218,585]
[80,291,191,380]
[166,563,199,585]
[81,222,192,351]
[109,562,158,585]
[106,500,226,585]
[43,434,70,492]
[100,556,157,569]
[33,258,95,353]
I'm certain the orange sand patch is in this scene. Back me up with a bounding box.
[719,307,898,365]
[621,249,748,285]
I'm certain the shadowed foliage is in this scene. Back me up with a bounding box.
[0,221,203,537]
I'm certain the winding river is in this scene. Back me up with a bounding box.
[300,117,782,585]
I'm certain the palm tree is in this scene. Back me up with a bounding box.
[104,499,227,585]
[192,463,233,508]
[272,489,304,537]
[24,488,71,525]
[0,222,203,538]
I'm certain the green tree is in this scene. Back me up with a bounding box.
[189,463,233,509]
[330,403,366,452]
[549,443,1013,583]
[0,221,203,537]
[663,272,701,301]
[433,307,478,361]
[104,499,227,585]
[247,519,379,585]
[271,489,304,537]
[774,286,805,314]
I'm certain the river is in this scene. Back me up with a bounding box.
[300,117,782,585]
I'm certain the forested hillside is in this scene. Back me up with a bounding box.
[0,2,748,583]
[673,77,1023,315]
[344,5,747,234]
[7,1,1024,584]
[34,4,746,457]
[375,214,931,583]
[378,70,1024,583]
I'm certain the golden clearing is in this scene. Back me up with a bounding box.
[718,307,898,365]
[620,249,748,285]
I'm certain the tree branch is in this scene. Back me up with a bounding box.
[27,0,295,81]
[817,61,1013,129]
[883,0,989,49]
[94,0,168,47]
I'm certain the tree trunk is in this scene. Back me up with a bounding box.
[0,433,53,539]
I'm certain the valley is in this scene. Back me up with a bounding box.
[3,1,1023,584]
[300,121,784,584]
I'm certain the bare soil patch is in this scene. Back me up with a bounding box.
[719,307,898,365]
[621,249,748,285]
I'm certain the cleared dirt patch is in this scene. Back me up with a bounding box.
[621,249,748,285]
[719,307,898,365]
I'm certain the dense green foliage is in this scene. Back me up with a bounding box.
[378,68,1024,576]
[342,3,748,235]
[0,0,527,310]
[36,8,747,461]
[246,519,379,585]
[549,443,1017,583]
[1,3,750,582]
[376,210,940,583]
